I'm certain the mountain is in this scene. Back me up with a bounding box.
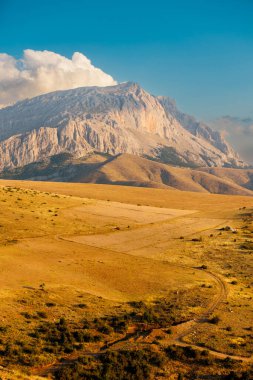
[1,152,253,196]
[158,97,236,158]
[209,116,253,165]
[198,166,253,192]
[0,82,245,171]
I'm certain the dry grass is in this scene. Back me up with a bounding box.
[0,180,252,378]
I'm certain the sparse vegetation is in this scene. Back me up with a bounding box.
[0,182,252,378]
[209,315,220,324]
[55,348,165,380]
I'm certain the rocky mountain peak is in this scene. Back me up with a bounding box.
[0,83,246,171]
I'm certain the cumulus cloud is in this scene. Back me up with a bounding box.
[210,116,253,165]
[0,49,117,108]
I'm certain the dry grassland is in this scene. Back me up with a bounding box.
[0,180,252,379]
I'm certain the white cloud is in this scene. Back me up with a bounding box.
[0,49,117,108]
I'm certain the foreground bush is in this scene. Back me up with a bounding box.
[55,348,165,380]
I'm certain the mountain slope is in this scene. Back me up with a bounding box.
[1,153,252,196]
[198,167,253,191]
[158,96,236,157]
[76,154,253,195]
[0,82,245,171]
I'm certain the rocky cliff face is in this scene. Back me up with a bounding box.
[0,82,246,170]
[157,96,238,158]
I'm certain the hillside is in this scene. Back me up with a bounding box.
[1,152,253,196]
[199,167,253,191]
[0,179,252,378]
[84,154,253,195]
[0,82,245,171]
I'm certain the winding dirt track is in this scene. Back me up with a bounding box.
[32,210,252,376]
[173,268,228,341]
[33,251,251,378]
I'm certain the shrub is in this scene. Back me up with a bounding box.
[37,311,47,319]
[45,302,56,307]
[165,345,212,366]
[192,237,202,242]
[209,316,220,324]
[55,349,165,380]
[74,303,87,309]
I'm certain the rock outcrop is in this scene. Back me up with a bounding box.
[0,82,246,170]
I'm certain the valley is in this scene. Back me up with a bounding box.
[1,2,253,379]
[0,180,252,379]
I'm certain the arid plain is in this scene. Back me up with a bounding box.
[0,180,252,379]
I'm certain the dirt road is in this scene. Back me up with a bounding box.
[30,202,252,376]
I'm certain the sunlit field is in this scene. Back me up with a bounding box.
[0,180,252,379]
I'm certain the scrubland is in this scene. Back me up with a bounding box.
[0,180,252,379]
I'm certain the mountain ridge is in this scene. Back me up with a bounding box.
[1,152,252,196]
[0,82,246,171]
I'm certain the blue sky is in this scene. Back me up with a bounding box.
[1,0,253,121]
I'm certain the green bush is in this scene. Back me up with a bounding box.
[55,349,165,380]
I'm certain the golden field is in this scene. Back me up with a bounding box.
[0,180,252,379]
